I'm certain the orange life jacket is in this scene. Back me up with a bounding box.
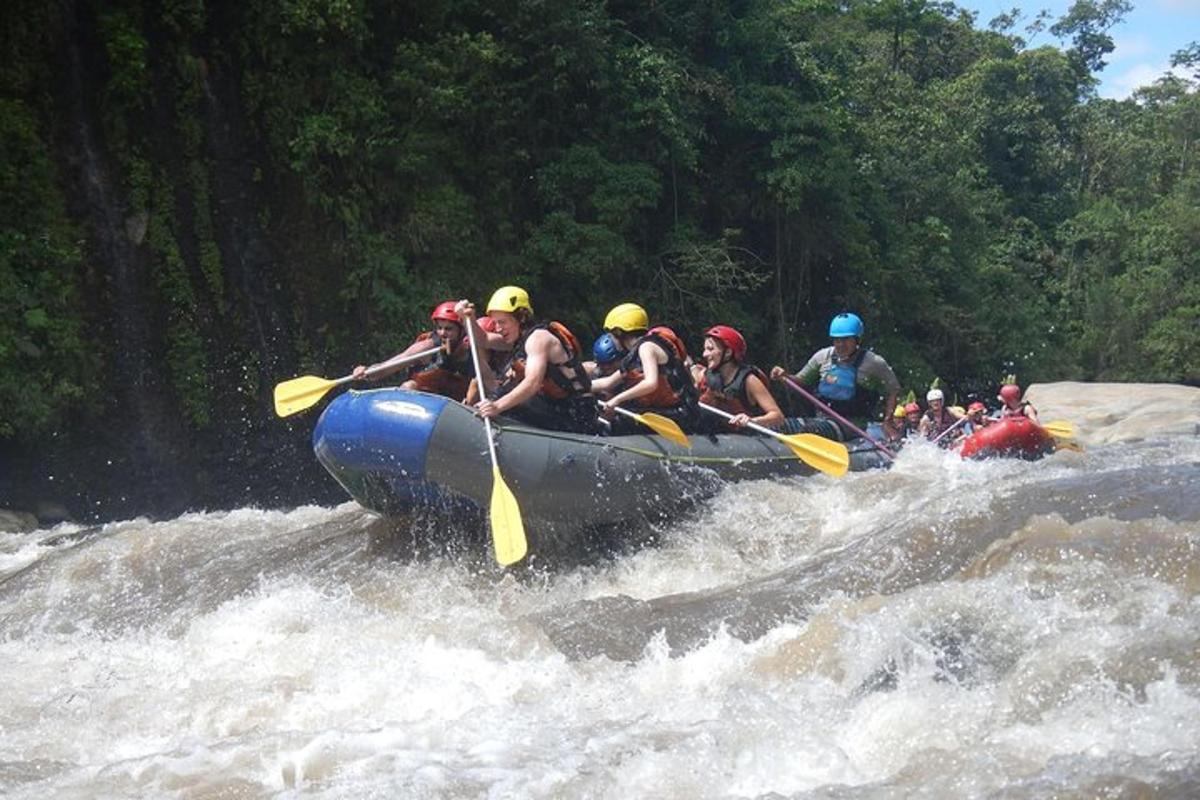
[619,326,695,410]
[499,321,592,401]
[698,362,768,418]
[405,331,473,401]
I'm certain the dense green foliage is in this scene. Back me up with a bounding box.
[2,0,1197,442]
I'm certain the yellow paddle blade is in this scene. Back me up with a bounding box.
[779,433,850,478]
[637,412,692,449]
[1043,420,1076,439]
[489,465,528,566]
[273,375,338,417]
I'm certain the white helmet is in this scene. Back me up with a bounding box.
[926,388,944,402]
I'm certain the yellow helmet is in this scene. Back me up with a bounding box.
[603,302,649,333]
[486,285,532,315]
[893,405,906,419]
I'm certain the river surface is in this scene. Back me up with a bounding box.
[2,383,1198,798]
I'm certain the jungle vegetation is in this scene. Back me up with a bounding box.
[1,0,1197,515]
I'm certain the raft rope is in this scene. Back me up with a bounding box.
[494,423,812,466]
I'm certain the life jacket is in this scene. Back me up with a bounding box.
[923,407,957,441]
[1000,401,1035,419]
[816,347,867,403]
[619,326,696,410]
[698,362,768,418]
[499,321,591,401]
[405,331,473,400]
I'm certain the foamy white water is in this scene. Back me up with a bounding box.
[1,383,1197,798]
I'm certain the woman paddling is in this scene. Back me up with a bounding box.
[691,325,783,433]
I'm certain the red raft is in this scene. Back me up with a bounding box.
[958,416,1056,460]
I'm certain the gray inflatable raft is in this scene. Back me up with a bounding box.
[313,388,889,558]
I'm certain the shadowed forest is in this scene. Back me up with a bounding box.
[1,0,1197,521]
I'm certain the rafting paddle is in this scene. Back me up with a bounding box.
[931,415,970,445]
[273,346,441,417]
[777,376,897,461]
[606,405,691,448]
[464,317,527,566]
[1043,420,1076,439]
[698,402,849,477]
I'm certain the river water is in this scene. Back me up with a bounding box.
[2,383,1198,798]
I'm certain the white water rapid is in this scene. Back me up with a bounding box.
[1,382,1198,798]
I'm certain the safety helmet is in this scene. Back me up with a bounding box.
[603,303,649,333]
[828,312,864,338]
[592,333,623,364]
[950,405,965,416]
[905,402,921,415]
[477,315,498,333]
[430,301,461,324]
[968,401,986,413]
[927,388,944,402]
[704,325,747,362]
[998,384,1021,404]
[893,405,907,419]
[486,285,533,315]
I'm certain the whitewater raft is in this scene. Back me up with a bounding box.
[313,388,889,555]
[958,416,1056,460]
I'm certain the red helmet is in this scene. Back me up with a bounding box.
[905,402,921,415]
[477,315,498,333]
[431,301,461,324]
[998,384,1021,404]
[968,401,986,413]
[704,325,746,362]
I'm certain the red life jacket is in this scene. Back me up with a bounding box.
[697,362,768,418]
[619,326,695,409]
[499,321,592,401]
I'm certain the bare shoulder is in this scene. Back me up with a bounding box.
[528,328,565,356]
[641,339,668,362]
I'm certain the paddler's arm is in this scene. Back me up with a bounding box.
[769,352,821,385]
[603,341,663,409]
[453,300,501,393]
[590,371,623,394]
[478,329,552,418]
[741,373,784,429]
[453,299,507,352]
[352,337,439,380]
[463,378,480,405]
[1025,403,1040,424]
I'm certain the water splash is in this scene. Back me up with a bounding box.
[1,385,1198,797]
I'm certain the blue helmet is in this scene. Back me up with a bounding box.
[828,312,864,338]
[593,332,624,364]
